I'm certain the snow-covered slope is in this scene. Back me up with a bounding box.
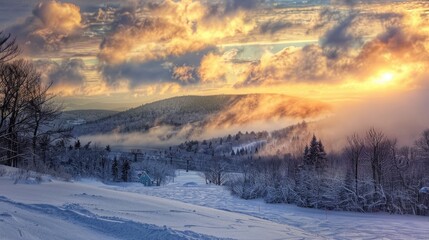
[106,171,429,240]
[0,171,317,240]
[2,168,428,240]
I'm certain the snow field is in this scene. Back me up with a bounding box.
[105,170,429,240]
[0,167,317,240]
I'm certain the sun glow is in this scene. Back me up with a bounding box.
[373,72,395,85]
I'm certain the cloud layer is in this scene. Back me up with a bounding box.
[98,0,257,87]
[35,58,86,95]
[2,0,429,122]
[236,9,429,88]
[7,0,82,54]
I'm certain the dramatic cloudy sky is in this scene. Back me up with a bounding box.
[1,0,429,110]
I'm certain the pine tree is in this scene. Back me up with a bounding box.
[74,140,81,150]
[308,135,320,165]
[112,157,119,181]
[304,135,327,172]
[339,170,355,211]
[121,160,130,182]
[296,135,329,209]
[303,145,310,165]
[231,150,236,156]
[295,164,316,207]
[316,140,327,172]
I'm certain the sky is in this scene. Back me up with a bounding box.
[0,0,429,111]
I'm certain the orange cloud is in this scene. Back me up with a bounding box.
[236,8,429,91]
[98,0,256,65]
[7,0,82,54]
[199,53,229,83]
[133,83,182,97]
[207,94,331,128]
[172,65,198,84]
[33,0,82,34]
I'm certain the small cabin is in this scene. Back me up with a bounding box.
[138,171,154,186]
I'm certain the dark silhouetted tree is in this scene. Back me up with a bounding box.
[74,140,81,150]
[122,159,130,182]
[0,32,19,63]
[345,133,365,197]
[112,157,119,181]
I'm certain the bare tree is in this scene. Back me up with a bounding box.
[26,81,63,167]
[416,129,429,149]
[136,160,175,186]
[205,156,229,185]
[130,149,142,162]
[415,129,429,160]
[0,60,53,167]
[0,33,68,169]
[345,133,365,196]
[1,61,33,166]
[0,32,19,63]
[365,128,388,193]
[414,129,429,211]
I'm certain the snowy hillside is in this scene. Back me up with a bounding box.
[72,95,234,136]
[0,167,316,240]
[1,167,428,240]
[105,171,429,240]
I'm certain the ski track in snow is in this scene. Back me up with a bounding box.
[0,168,318,240]
[0,196,221,240]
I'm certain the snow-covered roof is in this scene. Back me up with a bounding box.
[138,171,153,181]
[419,187,429,194]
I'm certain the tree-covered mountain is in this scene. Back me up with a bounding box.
[58,109,119,126]
[72,94,329,137]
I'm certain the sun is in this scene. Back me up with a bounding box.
[373,72,395,85]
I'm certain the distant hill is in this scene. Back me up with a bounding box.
[72,94,330,139]
[72,95,234,135]
[59,110,119,127]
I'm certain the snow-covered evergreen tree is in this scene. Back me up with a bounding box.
[122,160,130,182]
[112,157,119,181]
[296,135,328,208]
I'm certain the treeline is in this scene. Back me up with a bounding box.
[227,128,429,216]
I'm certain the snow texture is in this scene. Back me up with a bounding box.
[0,167,316,240]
